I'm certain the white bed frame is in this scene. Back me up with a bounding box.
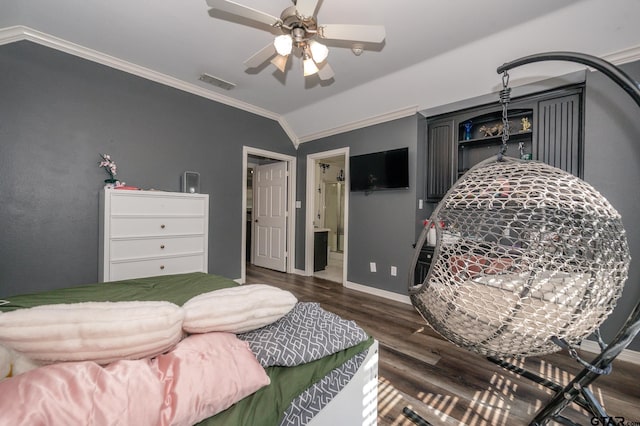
[308,339,379,426]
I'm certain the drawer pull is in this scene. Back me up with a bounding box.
[160,224,166,229]
[160,265,165,270]
[160,244,165,249]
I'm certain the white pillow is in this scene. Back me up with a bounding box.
[0,301,184,364]
[182,284,297,334]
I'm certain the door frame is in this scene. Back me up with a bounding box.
[241,146,296,283]
[305,147,350,283]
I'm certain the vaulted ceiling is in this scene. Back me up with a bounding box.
[1,0,639,146]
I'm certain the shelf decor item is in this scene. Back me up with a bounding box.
[463,121,473,140]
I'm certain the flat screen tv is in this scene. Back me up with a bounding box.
[350,147,409,192]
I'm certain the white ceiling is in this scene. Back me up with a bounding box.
[1,0,639,145]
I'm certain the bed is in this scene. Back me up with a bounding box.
[0,272,378,426]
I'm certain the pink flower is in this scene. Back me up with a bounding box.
[98,153,118,179]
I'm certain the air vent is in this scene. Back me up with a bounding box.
[199,73,236,90]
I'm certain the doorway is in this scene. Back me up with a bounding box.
[241,147,296,284]
[306,148,349,284]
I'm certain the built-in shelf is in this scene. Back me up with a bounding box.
[458,109,533,144]
[457,108,534,177]
[458,130,532,147]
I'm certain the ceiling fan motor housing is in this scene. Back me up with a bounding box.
[280,6,317,44]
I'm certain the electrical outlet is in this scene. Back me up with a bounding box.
[369,262,377,273]
[391,266,397,276]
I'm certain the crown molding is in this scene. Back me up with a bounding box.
[602,44,640,66]
[0,25,25,45]
[277,117,301,149]
[296,105,418,144]
[0,26,294,135]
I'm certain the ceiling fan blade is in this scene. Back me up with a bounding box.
[318,24,386,43]
[295,0,319,19]
[317,62,334,81]
[243,43,277,68]
[206,0,280,27]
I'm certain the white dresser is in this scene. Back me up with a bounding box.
[99,189,209,282]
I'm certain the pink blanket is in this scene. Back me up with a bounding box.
[0,333,270,426]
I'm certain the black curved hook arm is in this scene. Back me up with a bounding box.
[497,51,640,109]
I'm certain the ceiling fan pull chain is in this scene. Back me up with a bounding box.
[498,70,511,161]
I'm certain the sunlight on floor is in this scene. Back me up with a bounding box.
[378,377,405,420]
[419,392,460,423]
[459,371,519,426]
[376,355,614,425]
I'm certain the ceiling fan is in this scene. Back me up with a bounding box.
[205,0,386,80]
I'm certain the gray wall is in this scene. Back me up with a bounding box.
[0,41,295,297]
[583,61,640,351]
[295,115,419,294]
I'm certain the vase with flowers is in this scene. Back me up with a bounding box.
[98,154,122,188]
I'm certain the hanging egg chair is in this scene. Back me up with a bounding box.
[410,156,630,358]
[409,52,635,359]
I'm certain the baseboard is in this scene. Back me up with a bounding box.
[345,281,412,305]
[580,339,640,366]
[293,268,309,276]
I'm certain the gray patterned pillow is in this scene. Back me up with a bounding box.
[238,302,369,367]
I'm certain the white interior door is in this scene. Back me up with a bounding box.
[253,161,287,272]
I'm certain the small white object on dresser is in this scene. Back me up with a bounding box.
[99,189,209,282]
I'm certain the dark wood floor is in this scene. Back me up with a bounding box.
[245,264,640,426]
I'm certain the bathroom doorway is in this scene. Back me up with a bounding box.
[306,148,349,284]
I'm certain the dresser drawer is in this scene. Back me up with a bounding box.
[110,193,207,216]
[110,217,205,237]
[110,236,205,260]
[108,255,206,281]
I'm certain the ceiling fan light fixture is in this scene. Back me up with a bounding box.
[303,56,319,76]
[309,40,329,63]
[274,34,293,56]
[271,54,289,73]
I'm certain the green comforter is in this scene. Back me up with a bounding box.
[0,272,237,311]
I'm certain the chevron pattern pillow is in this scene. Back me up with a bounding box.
[238,302,369,367]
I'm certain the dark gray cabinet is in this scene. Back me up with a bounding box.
[425,119,455,201]
[314,230,328,272]
[536,93,582,176]
[424,84,584,201]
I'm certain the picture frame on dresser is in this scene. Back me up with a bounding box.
[99,188,209,282]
